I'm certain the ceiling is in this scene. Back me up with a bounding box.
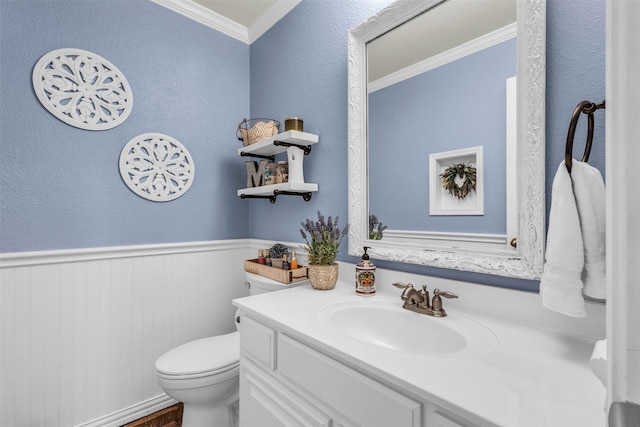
[192,0,279,28]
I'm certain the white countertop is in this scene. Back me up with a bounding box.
[233,277,606,427]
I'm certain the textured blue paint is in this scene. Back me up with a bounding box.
[1,0,606,292]
[248,0,394,240]
[369,39,516,233]
[249,0,605,292]
[546,0,606,203]
[0,0,250,252]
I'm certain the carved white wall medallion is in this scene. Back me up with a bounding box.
[119,133,195,202]
[32,48,133,130]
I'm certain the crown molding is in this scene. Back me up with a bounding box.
[151,0,248,43]
[248,0,300,44]
[150,0,300,45]
[369,22,517,93]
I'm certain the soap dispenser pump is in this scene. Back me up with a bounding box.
[356,246,376,295]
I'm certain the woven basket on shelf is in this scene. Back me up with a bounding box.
[237,118,280,146]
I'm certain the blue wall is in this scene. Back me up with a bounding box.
[1,0,606,292]
[249,0,605,291]
[369,38,516,233]
[248,0,393,241]
[546,0,606,185]
[0,0,250,252]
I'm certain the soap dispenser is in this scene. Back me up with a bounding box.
[355,246,376,295]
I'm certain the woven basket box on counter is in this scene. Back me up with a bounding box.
[244,259,308,284]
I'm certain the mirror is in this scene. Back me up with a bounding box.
[347,0,545,279]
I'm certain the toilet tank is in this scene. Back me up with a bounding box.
[245,272,308,296]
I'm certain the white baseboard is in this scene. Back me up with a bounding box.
[75,394,178,427]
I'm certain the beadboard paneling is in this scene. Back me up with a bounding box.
[0,240,253,427]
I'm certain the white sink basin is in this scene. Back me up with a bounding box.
[318,297,497,357]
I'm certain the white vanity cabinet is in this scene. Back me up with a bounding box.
[241,362,331,427]
[239,313,475,427]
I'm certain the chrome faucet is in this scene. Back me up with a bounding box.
[392,283,458,317]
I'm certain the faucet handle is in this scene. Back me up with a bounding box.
[431,289,458,316]
[392,282,412,289]
[433,288,458,299]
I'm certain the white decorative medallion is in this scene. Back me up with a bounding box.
[119,133,195,202]
[32,48,133,130]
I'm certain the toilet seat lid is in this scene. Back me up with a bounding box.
[156,332,239,376]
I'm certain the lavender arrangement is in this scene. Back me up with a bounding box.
[368,214,387,240]
[300,211,349,265]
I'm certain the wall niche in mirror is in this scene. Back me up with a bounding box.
[428,146,484,217]
[348,0,545,279]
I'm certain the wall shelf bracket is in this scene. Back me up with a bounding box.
[240,151,275,161]
[240,190,313,203]
[273,140,312,155]
[241,194,278,203]
[275,190,313,201]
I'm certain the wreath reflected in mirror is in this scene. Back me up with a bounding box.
[439,163,477,200]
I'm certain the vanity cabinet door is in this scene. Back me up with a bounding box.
[277,334,422,427]
[240,360,331,427]
[239,314,276,370]
[432,410,474,427]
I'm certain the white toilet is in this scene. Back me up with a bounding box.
[155,272,307,427]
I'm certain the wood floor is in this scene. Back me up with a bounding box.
[122,403,183,427]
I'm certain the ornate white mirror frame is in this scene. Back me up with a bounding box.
[347,0,546,279]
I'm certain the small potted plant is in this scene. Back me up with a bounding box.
[268,243,289,268]
[300,211,349,290]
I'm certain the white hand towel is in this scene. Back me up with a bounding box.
[540,160,606,317]
[540,161,586,317]
[571,160,606,300]
[589,339,608,386]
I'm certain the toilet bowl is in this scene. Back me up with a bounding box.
[155,270,307,427]
[156,333,240,427]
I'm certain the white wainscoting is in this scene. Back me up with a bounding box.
[0,240,257,427]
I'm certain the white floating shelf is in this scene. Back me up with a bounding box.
[237,182,318,197]
[237,130,319,202]
[237,130,319,157]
